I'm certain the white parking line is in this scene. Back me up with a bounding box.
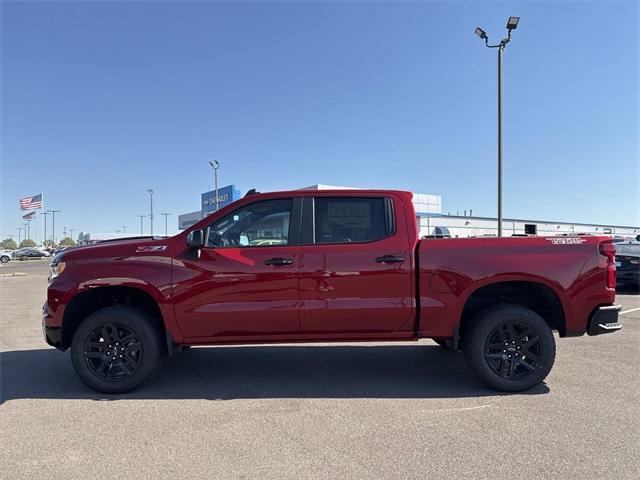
[620,307,640,315]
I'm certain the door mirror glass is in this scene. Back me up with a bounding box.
[187,229,205,249]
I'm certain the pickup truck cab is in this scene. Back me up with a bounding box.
[44,189,622,393]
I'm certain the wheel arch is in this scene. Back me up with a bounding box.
[61,285,166,349]
[456,280,566,347]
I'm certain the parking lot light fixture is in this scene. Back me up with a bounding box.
[475,27,487,40]
[474,17,520,237]
[506,16,520,31]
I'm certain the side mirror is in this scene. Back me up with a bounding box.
[187,229,205,249]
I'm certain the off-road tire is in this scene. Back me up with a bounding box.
[70,306,164,393]
[463,304,556,392]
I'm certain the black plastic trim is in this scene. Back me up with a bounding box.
[587,305,622,336]
[43,325,64,350]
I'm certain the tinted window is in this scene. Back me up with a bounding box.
[314,197,390,244]
[206,199,292,247]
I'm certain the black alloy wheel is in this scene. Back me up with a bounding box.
[483,322,542,380]
[83,323,143,381]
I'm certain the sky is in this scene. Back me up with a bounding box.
[1,0,638,241]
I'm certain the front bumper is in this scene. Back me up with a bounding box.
[42,302,65,350]
[587,305,622,336]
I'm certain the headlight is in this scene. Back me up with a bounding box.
[50,261,66,280]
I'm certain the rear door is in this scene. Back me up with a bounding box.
[298,194,414,336]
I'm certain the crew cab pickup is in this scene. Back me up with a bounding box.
[44,190,622,393]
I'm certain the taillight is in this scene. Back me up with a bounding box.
[599,241,616,289]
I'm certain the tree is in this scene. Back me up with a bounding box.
[19,239,37,248]
[1,238,17,250]
[59,237,77,246]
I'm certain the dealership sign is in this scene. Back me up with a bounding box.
[201,184,242,215]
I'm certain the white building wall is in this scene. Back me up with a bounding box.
[419,216,640,239]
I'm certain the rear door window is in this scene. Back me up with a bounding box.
[313,197,392,244]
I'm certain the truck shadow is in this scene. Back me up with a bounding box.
[0,345,549,403]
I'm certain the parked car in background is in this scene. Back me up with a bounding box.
[615,243,640,292]
[12,248,51,260]
[0,249,13,263]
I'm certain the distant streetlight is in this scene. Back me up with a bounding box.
[137,215,146,235]
[41,211,50,246]
[122,226,126,236]
[161,213,171,237]
[475,16,520,237]
[17,227,23,244]
[48,209,61,244]
[147,188,154,236]
[208,160,220,211]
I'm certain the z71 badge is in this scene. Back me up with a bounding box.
[546,237,586,245]
[135,245,167,253]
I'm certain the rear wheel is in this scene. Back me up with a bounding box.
[70,306,163,393]
[463,305,555,392]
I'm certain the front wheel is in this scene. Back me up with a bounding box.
[463,305,556,392]
[0,255,9,264]
[70,306,164,393]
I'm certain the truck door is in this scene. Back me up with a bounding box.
[172,197,302,340]
[298,195,414,336]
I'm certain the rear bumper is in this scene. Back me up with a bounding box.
[587,305,622,336]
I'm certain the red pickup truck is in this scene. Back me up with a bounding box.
[44,190,622,393]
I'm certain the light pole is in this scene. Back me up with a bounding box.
[41,211,50,246]
[70,228,75,241]
[475,16,520,237]
[17,227,22,244]
[161,213,171,237]
[147,188,154,236]
[24,222,29,241]
[48,209,61,244]
[208,160,220,211]
[122,226,126,236]
[138,215,146,235]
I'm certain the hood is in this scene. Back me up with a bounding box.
[55,236,173,262]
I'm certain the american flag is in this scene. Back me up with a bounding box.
[20,193,43,210]
[22,211,36,220]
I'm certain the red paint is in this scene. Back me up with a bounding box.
[45,189,617,349]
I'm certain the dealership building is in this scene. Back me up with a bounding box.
[177,184,639,239]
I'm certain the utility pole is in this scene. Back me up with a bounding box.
[147,188,154,236]
[41,211,50,246]
[48,209,61,244]
[122,226,126,236]
[138,215,146,235]
[161,213,171,237]
[475,16,520,237]
[209,160,220,211]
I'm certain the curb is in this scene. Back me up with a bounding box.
[0,272,28,278]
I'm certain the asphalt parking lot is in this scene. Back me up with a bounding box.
[1,261,638,479]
